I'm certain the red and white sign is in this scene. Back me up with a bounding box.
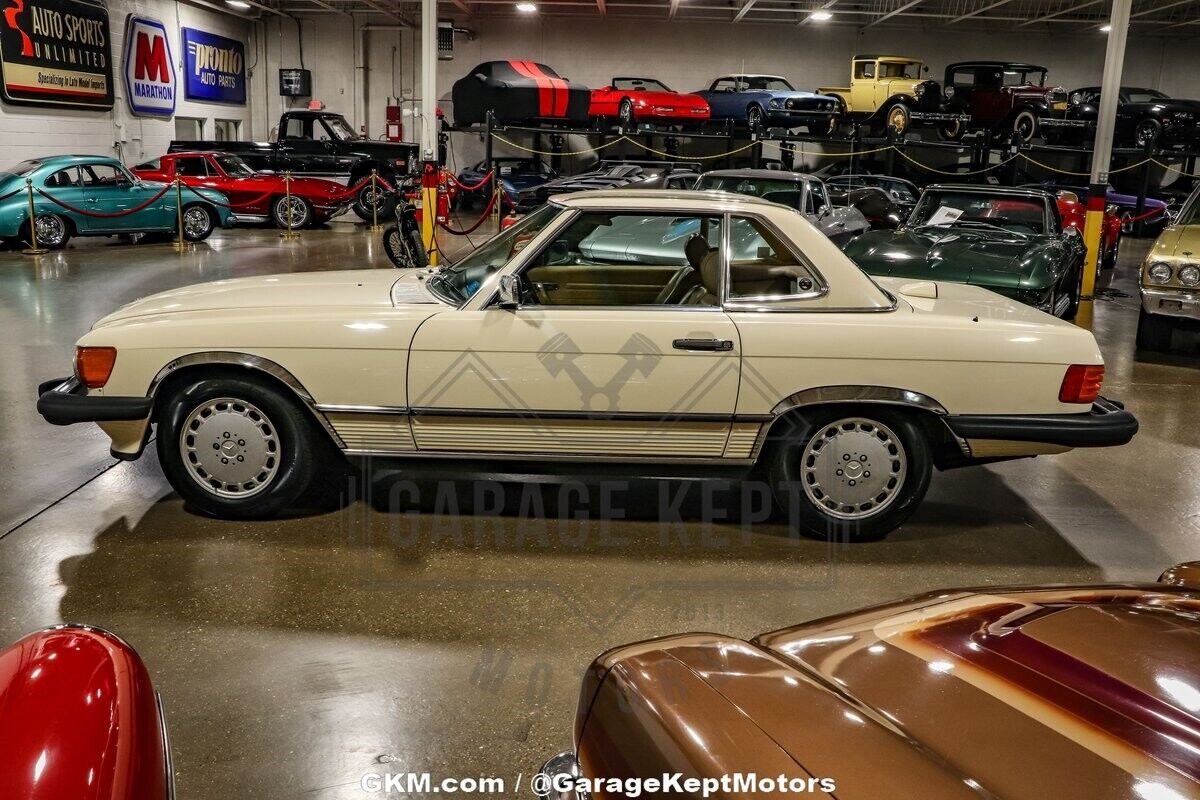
[123,15,175,116]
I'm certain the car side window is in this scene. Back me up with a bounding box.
[516,211,724,307]
[283,117,307,139]
[79,164,127,187]
[854,61,875,80]
[711,78,736,92]
[807,182,829,215]
[175,158,209,178]
[44,168,78,188]
[726,216,820,303]
[950,69,974,88]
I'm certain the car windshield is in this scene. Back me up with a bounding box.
[879,61,921,79]
[497,160,552,177]
[1176,188,1200,226]
[741,77,794,91]
[426,203,562,305]
[911,190,1047,235]
[215,155,257,177]
[322,115,360,141]
[613,78,671,92]
[1,159,41,177]
[698,175,801,199]
[832,176,917,203]
[1003,68,1046,87]
[1125,89,1169,103]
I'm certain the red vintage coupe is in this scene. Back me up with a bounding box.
[1055,189,1123,270]
[588,77,711,126]
[0,625,171,800]
[132,152,354,230]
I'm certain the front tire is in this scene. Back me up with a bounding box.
[1012,109,1039,143]
[1134,118,1162,149]
[747,104,765,134]
[181,204,216,241]
[382,223,428,269]
[618,98,635,129]
[1136,307,1175,352]
[272,194,313,229]
[156,376,320,519]
[768,408,932,542]
[884,103,911,136]
[1101,234,1119,270]
[24,213,71,249]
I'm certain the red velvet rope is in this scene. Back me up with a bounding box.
[447,169,495,192]
[438,191,498,235]
[34,182,174,218]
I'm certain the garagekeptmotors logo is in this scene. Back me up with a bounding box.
[122,14,174,116]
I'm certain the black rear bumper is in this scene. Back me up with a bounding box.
[37,376,153,426]
[944,397,1138,449]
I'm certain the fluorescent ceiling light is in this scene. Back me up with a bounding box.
[515,1,538,11]
[226,0,251,8]
[1100,24,1111,32]
[810,10,833,21]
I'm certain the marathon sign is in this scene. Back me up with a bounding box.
[0,0,113,109]
[122,14,174,116]
[182,27,245,104]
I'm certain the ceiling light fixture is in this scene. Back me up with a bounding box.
[515,1,538,11]
[1100,23,1111,32]
[225,0,251,8]
[810,10,833,21]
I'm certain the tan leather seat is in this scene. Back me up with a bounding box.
[681,250,721,305]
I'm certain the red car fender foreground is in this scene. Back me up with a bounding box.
[132,152,353,228]
[0,625,171,800]
[1055,191,1122,267]
[588,78,711,122]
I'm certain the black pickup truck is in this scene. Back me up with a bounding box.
[170,110,419,220]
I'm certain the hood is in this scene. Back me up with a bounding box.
[628,90,707,107]
[754,584,1200,798]
[94,269,402,327]
[846,227,1051,291]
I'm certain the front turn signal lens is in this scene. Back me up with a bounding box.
[1059,364,1104,404]
[75,346,117,388]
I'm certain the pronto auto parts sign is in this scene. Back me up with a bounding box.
[0,0,113,109]
[182,27,244,104]
[122,14,174,116]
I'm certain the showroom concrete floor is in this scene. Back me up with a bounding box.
[2,221,1198,799]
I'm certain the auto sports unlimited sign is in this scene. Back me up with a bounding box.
[182,27,244,104]
[122,14,174,116]
[0,0,113,109]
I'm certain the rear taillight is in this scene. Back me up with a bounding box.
[75,346,117,388]
[1059,364,1104,404]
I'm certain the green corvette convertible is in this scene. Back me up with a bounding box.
[843,184,1085,319]
[0,155,236,250]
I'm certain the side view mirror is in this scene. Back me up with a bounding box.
[496,274,521,308]
[922,65,929,74]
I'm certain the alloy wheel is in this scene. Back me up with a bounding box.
[183,207,211,239]
[35,214,66,246]
[276,196,308,228]
[180,397,280,499]
[801,417,907,520]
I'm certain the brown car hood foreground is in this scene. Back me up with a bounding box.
[578,567,1200,799]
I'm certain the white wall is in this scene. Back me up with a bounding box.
[0,0,255,165]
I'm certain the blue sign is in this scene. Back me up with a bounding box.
[182,28,246,104]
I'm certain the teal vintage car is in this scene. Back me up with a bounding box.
[0,155,236,250]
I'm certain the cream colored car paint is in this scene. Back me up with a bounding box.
[73,190,1105,460]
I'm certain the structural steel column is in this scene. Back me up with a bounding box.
[420,0,439,265]
[1079,0,1132,327]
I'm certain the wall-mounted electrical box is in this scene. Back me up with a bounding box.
[438,20,454,60]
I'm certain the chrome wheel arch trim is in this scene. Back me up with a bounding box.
[146,351,345,448]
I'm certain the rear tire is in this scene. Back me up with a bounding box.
[1136,307,1175,353]
[181,204,215,241]
[23,213,71,249]
[1012,109,1039,143]
[1134,118,1162,149]
[1101,234,1119,270]
[353,180,398,222]
[155,376,320,519]
[767,408,932,543]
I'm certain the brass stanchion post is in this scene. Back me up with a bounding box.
[280,171,299,240]
[173,177,190,251]
[22,178,48,256]
[368,170,384,232]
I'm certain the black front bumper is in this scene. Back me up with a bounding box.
[37,376,153,426]
[944,397,1138,449]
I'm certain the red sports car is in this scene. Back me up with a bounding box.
[132,152,354,229]
[1055,190,1123,270]
[588,77,710,126]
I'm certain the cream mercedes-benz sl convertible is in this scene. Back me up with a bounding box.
[37,190,1137,541]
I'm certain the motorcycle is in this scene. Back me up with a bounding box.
[381,183,428,269]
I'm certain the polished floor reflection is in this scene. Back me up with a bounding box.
[1,221,1198,799]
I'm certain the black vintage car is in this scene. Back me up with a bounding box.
[171,110,418,221]
[1064,86,1200,149]
[452,61,590,127]
[941,61,1068,142]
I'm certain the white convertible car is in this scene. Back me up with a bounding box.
[37,190,1137,541]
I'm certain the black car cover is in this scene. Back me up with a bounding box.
[453,61,591,126]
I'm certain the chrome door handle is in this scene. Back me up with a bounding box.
[673,338,733,352]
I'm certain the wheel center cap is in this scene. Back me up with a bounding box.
[220,440,239,456]
[844,460,864,477]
